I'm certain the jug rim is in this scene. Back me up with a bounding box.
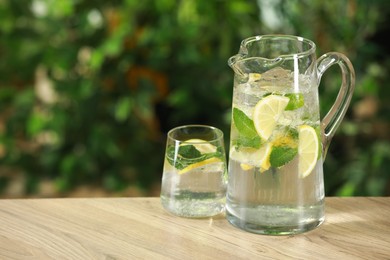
[229,34,317,66]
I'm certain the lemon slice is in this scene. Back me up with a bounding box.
[182,139,217,154]
[298,125,319,178]
[240,163,254,171]
[178,157,221,174]
[259,143,272,172]
[230,143,272,172]
[253,95,290,141]
[248,73,261,82]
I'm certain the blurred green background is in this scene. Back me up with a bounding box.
[0,0,389,198]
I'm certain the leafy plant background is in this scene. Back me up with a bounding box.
[0,0,389,197]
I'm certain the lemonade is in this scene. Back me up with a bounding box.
[160,159,226,218]
[160,126,227,218]
[226,69,325,234]
[226,35,355,235]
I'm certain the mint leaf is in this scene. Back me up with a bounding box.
[178,144,202,159]
[166,145,224,170]
[269,146,298,168]
[166,146,186,169]
[233,107,258,139]
[233,135,262,149]
[285,93,304,110]
[287,127,299,139]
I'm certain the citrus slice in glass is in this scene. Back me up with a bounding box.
[182,139,217,154]
[178,157,222,175]
[229,143,272,172]
[253,95,290,140]
[298,125,320,178]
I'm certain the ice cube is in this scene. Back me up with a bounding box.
[257,67,294,92]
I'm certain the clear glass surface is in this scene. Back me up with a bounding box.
[160,125,227,218]
[227,35,354,235]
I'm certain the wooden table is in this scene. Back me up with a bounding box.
[0,197,389,259]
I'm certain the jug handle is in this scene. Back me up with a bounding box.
[317,52,355,159]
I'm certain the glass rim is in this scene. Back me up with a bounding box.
[167,124,224,143]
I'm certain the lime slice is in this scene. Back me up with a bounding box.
[182,139,217,154]
[298,125,320,178]
[178,157,221,174]
[253,95,290,141]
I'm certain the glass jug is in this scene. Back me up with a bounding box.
[226,35,355,235]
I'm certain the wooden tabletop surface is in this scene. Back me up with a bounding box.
[0,197,389,259]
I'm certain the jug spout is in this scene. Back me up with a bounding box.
[228,54,284,78]
[228,35,293,78]
[228,54,247,76]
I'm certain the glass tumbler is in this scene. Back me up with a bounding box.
[160,125,227,218]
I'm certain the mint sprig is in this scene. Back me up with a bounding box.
[232,135,261,149]
[284,93,304,110]
[166,144,223,170]
[269,127,299,168]
[233,107,258,139]
[232,107,262,149]
[269,146,297,168]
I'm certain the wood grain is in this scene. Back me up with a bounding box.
[0,197,389,259]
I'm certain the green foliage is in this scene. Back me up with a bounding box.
[0,0,389,196]
[0,0,259,196]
